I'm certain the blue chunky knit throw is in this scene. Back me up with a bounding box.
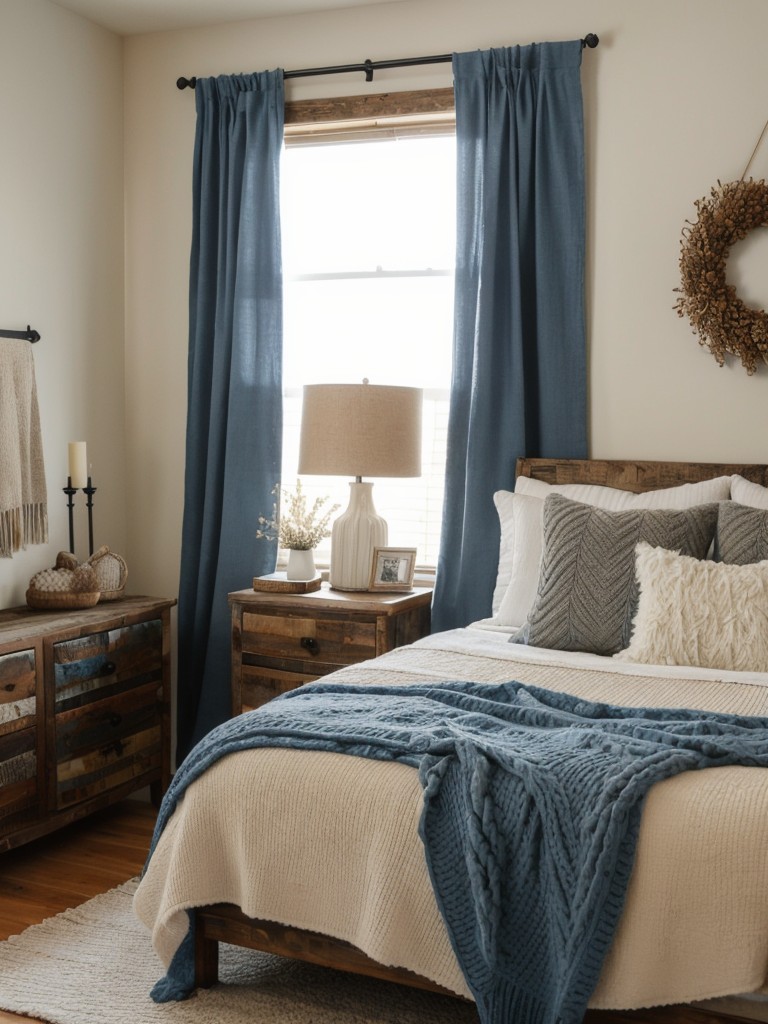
[145,680,768,1023]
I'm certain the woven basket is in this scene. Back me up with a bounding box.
[25,587,101,610]
[88,546,128,601]
[26,558,101,610]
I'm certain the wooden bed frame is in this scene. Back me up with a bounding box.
[193,458,768,1024]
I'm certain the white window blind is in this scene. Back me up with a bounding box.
[280,131,456,567]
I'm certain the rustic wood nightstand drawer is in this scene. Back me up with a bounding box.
[54,682,162,808]
[53,618,163,712]
[240,662,323,712]
[241,609,377,667]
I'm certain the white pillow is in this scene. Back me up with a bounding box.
[730,475,768,510]
[514,473,733,508]
[616,542,768,673]
[494,493,545,628]
[491,490,516,614]
[491,474,733,628]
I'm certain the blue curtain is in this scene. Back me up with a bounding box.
[176,72,285,761]
[431,42,588,632]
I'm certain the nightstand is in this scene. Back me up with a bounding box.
[229,584,432,714]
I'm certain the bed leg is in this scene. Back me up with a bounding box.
[194,916,219,989]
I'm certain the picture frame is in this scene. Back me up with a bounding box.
[369,547,417,592]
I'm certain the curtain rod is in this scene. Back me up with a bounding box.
[0,325,40,343]
[176,34,599,90]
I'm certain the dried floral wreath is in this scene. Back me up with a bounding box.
[674,177,768,375]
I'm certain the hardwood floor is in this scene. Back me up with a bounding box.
[0,800,762,1024]
[0,798,156,1024]
[0,798,156,942]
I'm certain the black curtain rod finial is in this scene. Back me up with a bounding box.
[177,76,196,90]
[582,33,599,48]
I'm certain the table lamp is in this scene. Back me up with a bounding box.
[298,381,422,590]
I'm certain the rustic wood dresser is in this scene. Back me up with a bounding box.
[0,595,174,852]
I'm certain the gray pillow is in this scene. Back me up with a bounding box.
[517,494,719,655]
[716,502,768,565]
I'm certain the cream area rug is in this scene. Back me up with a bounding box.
[0,879,480,1024]
[2,880,767,1024]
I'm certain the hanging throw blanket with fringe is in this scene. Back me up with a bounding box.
[0,340,48,556]
[145,680,768,1024]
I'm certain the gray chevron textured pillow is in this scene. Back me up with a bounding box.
[716,502,768,565]
[518,494,719,655]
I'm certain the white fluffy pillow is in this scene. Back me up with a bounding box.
[617,542,768,673]
[491,474,733,628]
[730,475,768,510]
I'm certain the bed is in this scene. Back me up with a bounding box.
[134,458,768,1024]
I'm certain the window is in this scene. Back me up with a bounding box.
[280,98,455,568]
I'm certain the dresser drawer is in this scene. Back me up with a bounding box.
[0,726,38,827]
[0,648,36,738]
[54,682,162,808]
[53,619,163,711]
[241,609,377,668]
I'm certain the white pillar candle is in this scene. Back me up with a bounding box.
[68,441,88,488]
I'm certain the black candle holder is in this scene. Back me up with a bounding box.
[62,477,78,554]
[83,477,97,557]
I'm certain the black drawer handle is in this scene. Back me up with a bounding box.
[99,660,117,678]
[106,712,122,728]
[300,636,319,655]
[101,739,124,758]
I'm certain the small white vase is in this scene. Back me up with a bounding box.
[286,548,315,581]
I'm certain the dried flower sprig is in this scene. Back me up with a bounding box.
[674,178,768,375]
[256,480,339,551]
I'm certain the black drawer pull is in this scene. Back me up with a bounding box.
[99,660,117,678]
[300,637,319,655]
[101,739,124,758]
[107,712,122,728]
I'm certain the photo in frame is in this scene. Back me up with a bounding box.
[369,547,417,592]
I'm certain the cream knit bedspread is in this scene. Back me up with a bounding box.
[134,629,768,1010]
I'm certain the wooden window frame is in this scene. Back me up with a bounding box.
[284,88,455,145]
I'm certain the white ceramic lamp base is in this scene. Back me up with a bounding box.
[329,481,387,591]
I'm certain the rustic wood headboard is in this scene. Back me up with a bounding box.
[515,458,768,493]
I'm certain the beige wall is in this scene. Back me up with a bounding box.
[1,0,125,607]
[3,0,768,610]
[124,0,768,605]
